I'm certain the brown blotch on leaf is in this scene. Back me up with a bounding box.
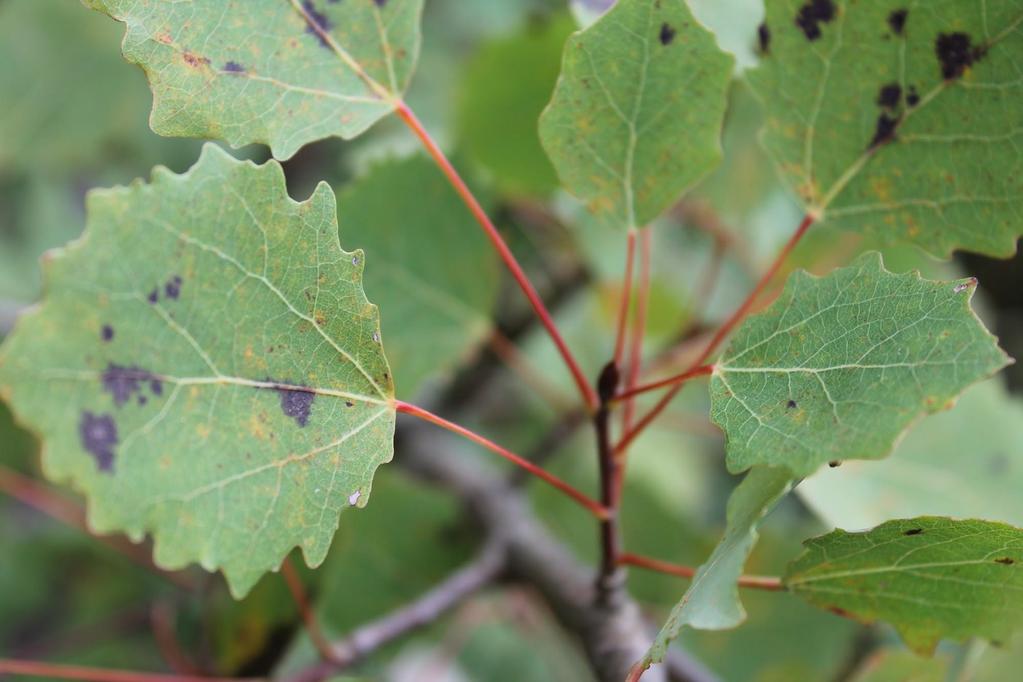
[659,22,676,46]
[182,51,210,68]
[995,557,1016,565]
[795,0,835,41]
[828,460,841,468]
[904,527,924,536]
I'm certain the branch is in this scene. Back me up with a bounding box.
[285,542,506,682]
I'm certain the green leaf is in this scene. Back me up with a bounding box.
[639,466,793,670]
[799,379,1023,529]
[0,144,396,597]
[747,0,1023,257]
[710,252,1010,477]
[457,13,574,198]
[785,517,1023,654]
[538,0,734,229]
[338,155,497,400]
[84,0,424,159]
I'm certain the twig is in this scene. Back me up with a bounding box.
[594,362,622,593]
[280,558,336,663]
[0,660,260,682]
[619,553,783,591]
[614,229,638,368]
[285,543,506,682]
[394,400,607,519]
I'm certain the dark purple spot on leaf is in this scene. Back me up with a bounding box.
[79,411,118,473]
[165,275,183,300]
[302,1,333,48]
[906,85,920,106]
[223,61,246,73]
[148,288,159,304]
[101,325,114,342]
[659,23,676,46]
[936,32,986,80]
[275,384,315,427]
[102,363,162,407]
[795,0,835,41]
[373,0,387,6]
[904,527,924,536]
[877,83,901,109]
[888,9,907,36]
[758,23,771,53]
[786,399,797,409]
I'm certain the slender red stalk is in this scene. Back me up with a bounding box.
[616,214,815,453]
[613,229,638,370]
[613,364,714,403]
[394,102,598,412]
[0,659,261,682]
[620,227,652,439]
[281,558,337,662]
[618,552,783,591]
[394,400,608,519]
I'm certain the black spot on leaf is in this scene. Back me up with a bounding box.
[869,113,900,150]
[904,527,924,536]
[758,23,771,54]
[373,0,388,6]
[995,557,1016,565]
[936,32,986,80]
[275,384,315,427]
[79,411,118,473]
[659,23,676,46]
[302,1,333,48]
[906,85,920,107]
[223,61,246,73]
[795,0,835,41]
[888,9,908,36]
[102,363,163,407]
[147,288,159,304]
[877,83,901,109]
[828,460,841,468]
[101,325,114,342]
[786,399,797,409]
[164,275,183,300]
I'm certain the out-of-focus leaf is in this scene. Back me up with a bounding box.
[786,517,1023,653]
[338,155,497,399]
[0,145,396,597]
[457,13,574,198]
[711,253,1009,477]
[638,466,794,671]
[799,379,1023,530]
[539,0,733,230]
[84,0,425,159]
[747,0,1023,257]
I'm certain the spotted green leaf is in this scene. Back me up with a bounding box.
[83,0,424,160]
[0,144,396,597]
[747,0,1023,256]
[338,155,498,400]
[785,517,1023,653]
[638,466,793,672]
[710,253,1009,477]
[539,0,733,230]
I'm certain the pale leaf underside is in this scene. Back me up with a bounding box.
[84,0,424,159]
[539,0,733,230]
[0,144,395,597]
[710,252,1009,477]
